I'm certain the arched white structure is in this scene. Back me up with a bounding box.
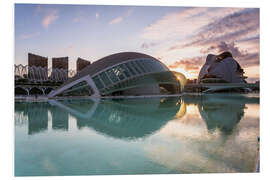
[48,52,182,98]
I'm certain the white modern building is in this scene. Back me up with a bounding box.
[48,52,182,98]
[198,52,247,84]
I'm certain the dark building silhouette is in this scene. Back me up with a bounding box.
[77,57,91,72]
[51,57,69,81]
[28,53,48,81]
[28,53,48,68]
[52,57,69,69]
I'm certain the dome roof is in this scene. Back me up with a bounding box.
[62,52,159,87]
[89,52,155,75]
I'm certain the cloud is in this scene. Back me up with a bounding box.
[109,16,123,25]
[141,42,158,49]
[20,32,40,40]
[95,12,99,19]
[141,7,244,41]
[158,7,260,76]
[238,52,260,67]
[237,34,259,43]
[182,9,259,48]
[168,56,204,71]
[41,9,59,28]
[199,41,259,67]
[200,41,247,57]
[108,8,133,25]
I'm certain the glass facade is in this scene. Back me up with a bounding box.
[93,76,104,89]
[46,54,182,98]
[92,58,168,93]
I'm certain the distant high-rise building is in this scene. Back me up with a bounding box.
[51,57,69,82]
[28,53,48,81]
[77,57,91,72]
[28,53,48,68]
[52,57,69,69]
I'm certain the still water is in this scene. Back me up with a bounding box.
[15,94,260,176]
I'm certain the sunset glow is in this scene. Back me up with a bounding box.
[173,67,198,79]
[15,4,259,82]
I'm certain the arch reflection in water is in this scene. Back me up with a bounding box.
[183,94,259,135]
[50,97,182,140]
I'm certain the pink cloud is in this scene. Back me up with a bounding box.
[141,7,243,41]
[109,16,123,25]
[96,12,99,19]
[41,9,59,28]
[168,56,204,70]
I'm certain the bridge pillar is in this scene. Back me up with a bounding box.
[41,88,46,96]
[26,88,30,96]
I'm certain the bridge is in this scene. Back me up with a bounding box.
[15,84,60,96]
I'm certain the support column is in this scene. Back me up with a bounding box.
[48,75,100,98]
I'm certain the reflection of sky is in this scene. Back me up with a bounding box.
[15,4,259,82]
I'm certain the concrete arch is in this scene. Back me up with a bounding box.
[29,87,43,95]
[15,87,28,95]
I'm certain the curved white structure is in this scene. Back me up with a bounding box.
[48,52,182,98]
[198,53,246,84]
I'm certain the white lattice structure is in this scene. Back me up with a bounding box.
[14,64,77,82]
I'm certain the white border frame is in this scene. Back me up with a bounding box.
[2,1,269,180]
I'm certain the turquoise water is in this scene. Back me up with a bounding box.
[14,94,260,176]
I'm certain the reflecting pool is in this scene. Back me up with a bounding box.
[14,94,260,176]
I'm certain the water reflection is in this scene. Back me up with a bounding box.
[50,105,69,131]
[145,94,260,173]
[14,94,260,175]
[183,94,259,135]
[15,102,49,135]
[15,97,182,140]
[14,94,259,139]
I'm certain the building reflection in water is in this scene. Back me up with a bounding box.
[14,94,259,139]
[182,94,259,135]
[15,102,49,135]
[50,105,69,131]
[50,97,182,140]
[15,97,183,140]
[14,94,259,174]
[145,94,259,173]
[27,103,49,135]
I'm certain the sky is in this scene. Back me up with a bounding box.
[15,4,260,82]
